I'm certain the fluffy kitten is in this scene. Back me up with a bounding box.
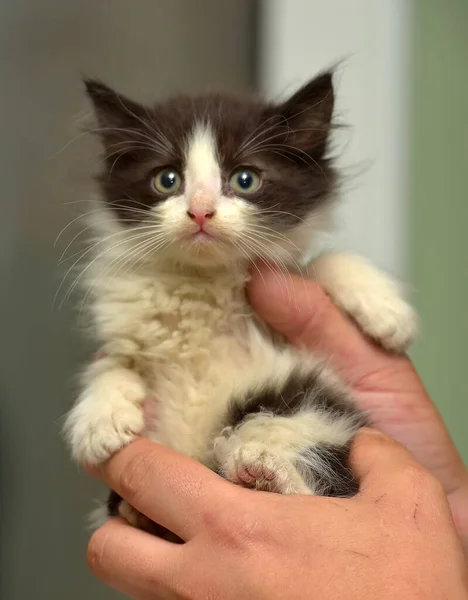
[64,71,416,533]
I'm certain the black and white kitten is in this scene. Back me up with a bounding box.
[64,71,417,531]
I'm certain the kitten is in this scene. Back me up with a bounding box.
[64,71,417,534]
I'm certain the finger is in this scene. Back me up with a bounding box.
[87,518,181,599]
[349,429,426,499]
[96,439,232,541]
[247,265,396,384]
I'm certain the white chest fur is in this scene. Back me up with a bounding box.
[90,267,292,462]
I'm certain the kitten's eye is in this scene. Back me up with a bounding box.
[229,169,261,194]
[152,168,182,194]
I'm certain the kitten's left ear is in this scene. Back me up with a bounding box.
[277,71,335,157]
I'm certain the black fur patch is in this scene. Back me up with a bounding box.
[300,443,359,498]
[227,370,363,426]
[227,369,365,498]
[107,489,123,516]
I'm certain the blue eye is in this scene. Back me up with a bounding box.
[152,168,182,193]
[230,169,261,193]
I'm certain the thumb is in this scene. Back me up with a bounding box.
[247,265,384,382]
[349,429,418,498]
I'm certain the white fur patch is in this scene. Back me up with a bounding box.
[64,363,146,465]
[311,252,418,352]
[184,124,221,199]
[87,502,110,531]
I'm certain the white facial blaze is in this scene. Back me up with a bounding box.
[151,121,313,269]
[184,124,222,205]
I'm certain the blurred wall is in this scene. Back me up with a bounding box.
[0,2,256,599]
[410,0,468,461]
[259,0,411,277]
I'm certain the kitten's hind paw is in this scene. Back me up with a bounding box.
[215,437,310,495]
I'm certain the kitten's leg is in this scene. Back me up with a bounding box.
[310,252,417,352]
[215,435,312,494]
[214,370,364,497]
[64,355,146,465]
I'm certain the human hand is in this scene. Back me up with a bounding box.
[248,267,468,552]
[88,431,468,599]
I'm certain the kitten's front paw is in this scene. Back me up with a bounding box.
[313,253,417,353]
[66,399,144,465]
[345,293,417,353]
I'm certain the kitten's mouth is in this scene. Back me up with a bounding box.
[181,224,235,255]
[183,227,232,255]
[187,226,216,242]
[193,230,213,240]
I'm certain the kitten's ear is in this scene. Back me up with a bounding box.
[84,78,146,134]
[277,71,335,157]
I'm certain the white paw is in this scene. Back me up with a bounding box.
[215,435,310,495]
[312,253,418,353]
[342,292,418,353]
[64,369,146,465]
[66,399,144,465]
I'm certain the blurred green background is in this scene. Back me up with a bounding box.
[410,0,468,461]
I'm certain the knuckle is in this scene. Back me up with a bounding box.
[398,463,426,487]
[352,428,398,461]
[143,566,167,592]
[356,428,391,449]
[420,470,445,497]
[206,503,270,549]
[399,463,443,496]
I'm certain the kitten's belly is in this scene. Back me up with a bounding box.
[146,374,236,463]
[143,327,292,463]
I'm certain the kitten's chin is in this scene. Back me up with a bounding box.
[169,237,247,271]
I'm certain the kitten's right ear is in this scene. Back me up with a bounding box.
[83,78,146,132]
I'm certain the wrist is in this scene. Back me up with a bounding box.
[448,471,468,557]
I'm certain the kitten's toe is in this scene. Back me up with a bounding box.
[118,501,157,534]
[354,297,418,353]
[222,441,310,495]
[118,500,141,527]
[66,401,145,465]
[312,252,418,353]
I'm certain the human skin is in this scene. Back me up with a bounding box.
[86,268,468,598]
[87,431,468,599]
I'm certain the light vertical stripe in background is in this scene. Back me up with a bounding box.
[259,0,411,276]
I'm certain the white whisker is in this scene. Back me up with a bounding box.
[78,233,172,319]
[55,227,165,309]
[58,222,166,264]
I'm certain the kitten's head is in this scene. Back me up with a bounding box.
[85,72,336,271]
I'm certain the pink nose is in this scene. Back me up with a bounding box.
[187,209,216,227]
